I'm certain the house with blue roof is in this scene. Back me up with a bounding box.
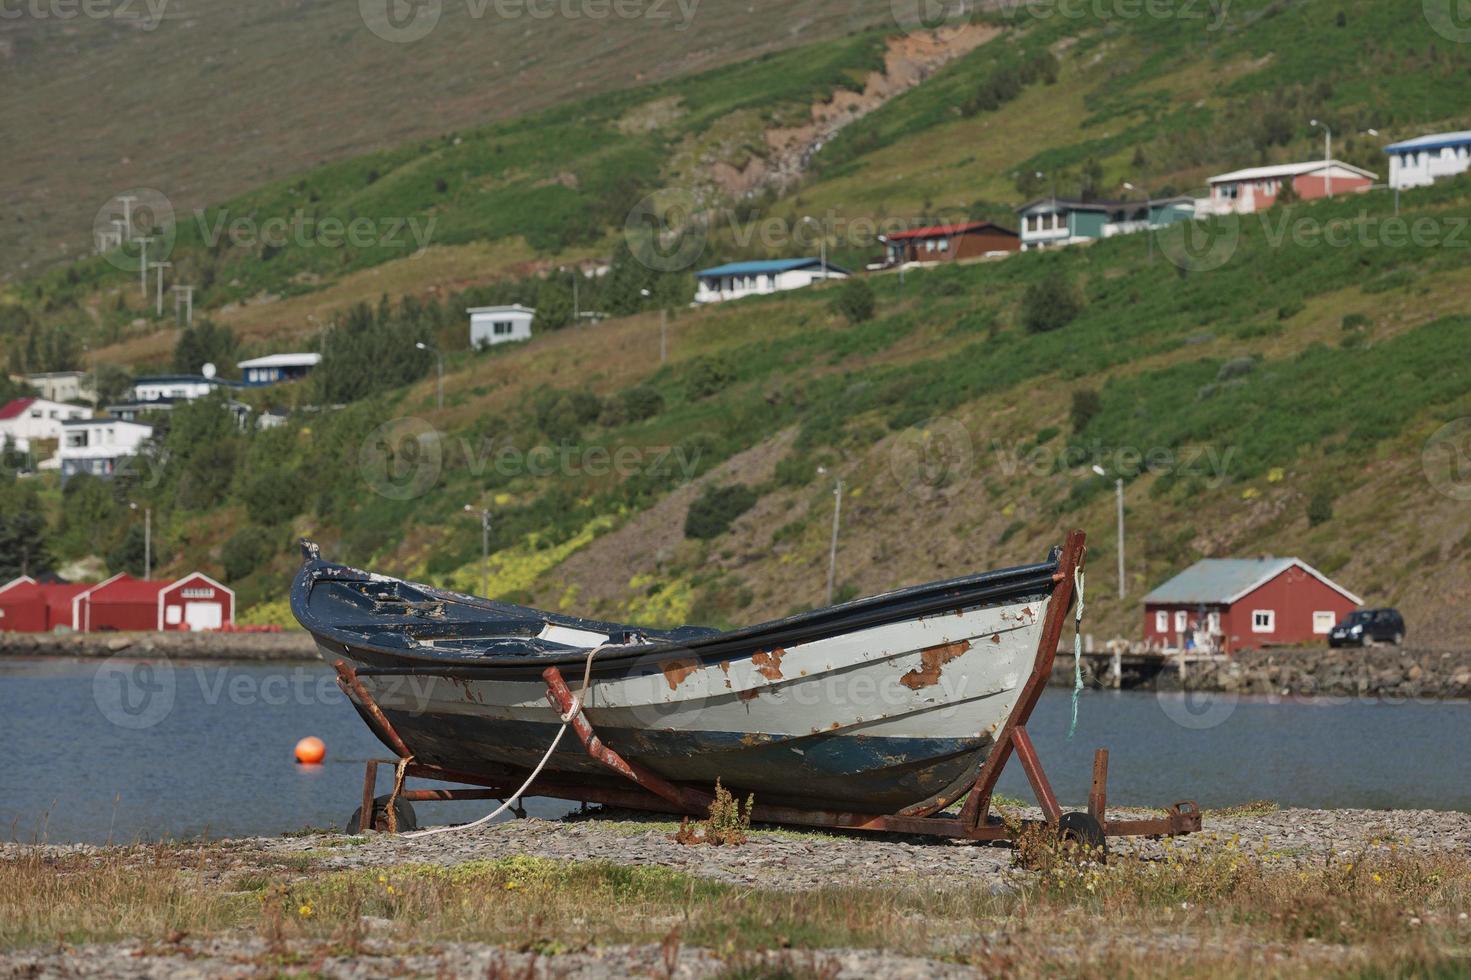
[694,257,850,304]
[1385,131,1471,190]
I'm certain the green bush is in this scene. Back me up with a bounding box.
[1020,269,1081,334]
[619,385,665,422]
[1070,388,1102,433]
[685,356,736,401]
[222,526,277,581]
[1307,488,1335,527]
[684,484,758,540]
[773,455,817,488]
[830,278,875,324]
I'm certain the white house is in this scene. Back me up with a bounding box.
[1385,131,1471,190]
[468,305,535,348]
[1199,160,1377,215]
[57,417,153,481]
[0,397,90,453]
[694,258,850,304]
[237,353,322,386]
[130,374,240,403]
[23,371,95,405]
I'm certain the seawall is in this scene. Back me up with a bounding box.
[0,630,319,661]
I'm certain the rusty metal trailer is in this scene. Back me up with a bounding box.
[333,531,1200,847]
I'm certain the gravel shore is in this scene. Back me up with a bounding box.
[5,806,1468,978]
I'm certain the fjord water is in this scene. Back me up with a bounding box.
[2,658,1468,843]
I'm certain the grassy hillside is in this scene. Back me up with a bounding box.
[0,0,890,279]
[4,0,1471,647]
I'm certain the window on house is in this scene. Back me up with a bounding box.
[1174,610,1188,633]
[925,240,935,252]
[493,321,513,336]
[1155,611,1168,633]
[1252,610,1275,633]
[938,239,949,252]
[1312,611,1336,634]
[1207,611,1221,633]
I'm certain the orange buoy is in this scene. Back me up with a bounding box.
[294,736,326,765]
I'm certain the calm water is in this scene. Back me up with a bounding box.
[2,658,1467,843]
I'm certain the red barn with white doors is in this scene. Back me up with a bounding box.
[1143,557,1360,653]
[76,572,235,632]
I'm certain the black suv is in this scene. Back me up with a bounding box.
[1328,608,1405,647]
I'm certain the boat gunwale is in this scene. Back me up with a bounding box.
[291,546,1062,677]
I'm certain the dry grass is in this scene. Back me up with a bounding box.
[4,837,1470,975]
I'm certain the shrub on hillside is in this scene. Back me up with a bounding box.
[1021,270,1081,334]
[685,355,736,400]
[620,385,664,422]
[773,454,817,488]
[1070,388,1102,433]
[831,278,875,324]
[535,389,603,442]
[222,526,276,581]
[684,484,758,540]
[1307,488,1335,527]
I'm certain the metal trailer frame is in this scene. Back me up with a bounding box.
[338,530,1202,842]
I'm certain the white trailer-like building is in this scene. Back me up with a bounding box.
[467,305,535,348]
[1385,131,1471,190]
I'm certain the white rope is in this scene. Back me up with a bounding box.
[400,644,605,840]
[1067,565,1085,740]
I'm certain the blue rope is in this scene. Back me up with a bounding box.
[1068,567,1085,740]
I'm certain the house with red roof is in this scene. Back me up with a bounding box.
[0,572,234,633]
[877,220,1019,267]
[0,397,89,454]
[79,572,235,632]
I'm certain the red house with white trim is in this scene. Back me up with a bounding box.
[0,572,234,633]
[1143,557,1361,653]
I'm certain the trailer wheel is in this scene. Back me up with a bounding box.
[347,795,418,834]
[1058,811,1107,862]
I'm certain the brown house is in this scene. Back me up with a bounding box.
[878,221,1020,266]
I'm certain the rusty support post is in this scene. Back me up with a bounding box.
[335,660,413,759]
[358,759,378,834]
[542,666,709,814]
[1089,749,1109,823]
[1011,727,1061,825]
[961,529,1086,830]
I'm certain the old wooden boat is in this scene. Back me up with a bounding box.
[293,531,1201,842]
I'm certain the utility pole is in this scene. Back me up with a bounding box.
[572,268,579,322]
[118,195,136,240]
[150,261,172,316]
[826,478,843,606]
[1124,181,1153,263]
[466,505,490,597]
[173,285,195,326]
[659,307,667,363]
[1311,119,1333,197]
[135,237,153,298]
[415,342,443,408]
[1115,478,1125,599]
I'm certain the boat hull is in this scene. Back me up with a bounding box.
[316,592,1051,813]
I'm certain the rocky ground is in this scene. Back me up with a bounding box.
[4,806,1469,978]
[0,629,317,662]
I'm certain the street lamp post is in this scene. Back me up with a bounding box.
[1123,181,1154,263]
[465,504,490,597]
[1310,118,1333,197]
[821,472,843,606]
[134,237,154,299]
[641,288,668,363]
[415,341,443,409]
[802,216,828,281]
[130,502,151,580]
[1092,464,1125,599]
